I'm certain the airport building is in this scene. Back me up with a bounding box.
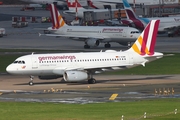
[132,0,180,17]
[144,3,180,17]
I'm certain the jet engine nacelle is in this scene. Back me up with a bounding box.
[63,71,89,82]
[38,75,62,80]
[86,38,100,47]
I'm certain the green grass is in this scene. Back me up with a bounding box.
[0,48,84,53]
[0,54,21,72]
[0,99,179,120]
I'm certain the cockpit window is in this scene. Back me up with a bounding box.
[13,61,18,63]
[13,60,25,64]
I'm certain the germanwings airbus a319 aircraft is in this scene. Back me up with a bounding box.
[41,4,140,48]
[6,20,163,86]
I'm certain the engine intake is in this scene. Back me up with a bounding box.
[86,38,100,47]
[63,71,89,82]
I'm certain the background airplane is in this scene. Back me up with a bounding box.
[20,0,68,9]
[85,0,141,9]
[42,4,140,48]
[63,0,119,19]
[6,20,163,86]
[88,0,178,8]
[121,0,180,37]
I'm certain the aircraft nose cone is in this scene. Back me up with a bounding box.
[6,65,11,73]
[6,64,15,74]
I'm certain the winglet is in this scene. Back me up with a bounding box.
[128,20,160,56]
[49,4,67,29]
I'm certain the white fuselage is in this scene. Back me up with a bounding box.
[136,17,180,31]
[50,26,140,43]
[149,17,180,31]
[6,51,142,75]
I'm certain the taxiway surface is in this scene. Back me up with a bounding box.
[0,74,180,103]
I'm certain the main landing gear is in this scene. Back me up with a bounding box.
[104,43,111,48]
[29,75,34,86]
[128,42,133,48]
[88,78,96,84]
[84,44,90,49]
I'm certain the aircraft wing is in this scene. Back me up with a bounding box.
[160,25,180,30]
[63,10,76,15]
[83,64,133,71]
[43,33,105,39]
[53,63,133,75]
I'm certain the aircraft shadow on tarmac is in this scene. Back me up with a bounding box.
[99,75,174,85]
[13,75,173,86]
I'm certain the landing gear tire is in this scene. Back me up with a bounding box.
[88,78,96,84]
[29,75,34,86]
[168,34,174,37]
[29,81,34,86]
[128,42,133,48]
[104,43,111,48]
[84,45,90,49]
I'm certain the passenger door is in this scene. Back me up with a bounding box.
[31,56,38,69]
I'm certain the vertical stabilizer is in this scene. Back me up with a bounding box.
[49,4,67,29]
[122,0,138,20]
[87,0,99,9]
[128,20,160,56]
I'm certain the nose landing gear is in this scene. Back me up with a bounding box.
[29,76,34,86]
